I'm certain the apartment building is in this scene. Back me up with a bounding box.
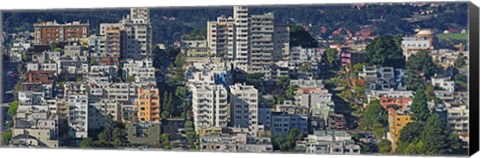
[296,130,360,154]
[98,8,152,60]
[249,13,274,72]
[271,111,308,136]
[18,91,46,105]
[122,58,156,84]
[126,122,162,147]
[33,21,90,45]
[387,109,412,151]
[67,95,89,140]
[431,74,456,93]
[272,26,290,62]
[401,29,433,60]
[88,99,122,130]
[137,86,161,122]
[230,83,259,135]
[445,102,469,135]
[191,83,229,132]
[64,43,86,57]
[11,110,59,148]
[290,79,325,88]
[26,63,57,72]
[295,87,333,109]
[199,133,273,152]
[207,6,287,73]
[366,89,414,104]
[26,70,56,84]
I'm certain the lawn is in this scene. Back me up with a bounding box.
[437,33,468,41]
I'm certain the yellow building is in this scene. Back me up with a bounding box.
[388,108,412,152]
[137,86,161,122]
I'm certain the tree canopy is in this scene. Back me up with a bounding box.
[365,35,405,68]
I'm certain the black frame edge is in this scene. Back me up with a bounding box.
[469,1,480,156]
[0,10,4,147]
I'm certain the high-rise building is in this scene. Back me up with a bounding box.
[230,83,259,135]
[67,94,89,139]
[137,86,161,122]
[98,8,152,60]
[191,83,229,132]
[207,6,287,73]
[250,13,274,72]
[34,21,90,45]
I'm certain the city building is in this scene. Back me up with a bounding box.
[199,133,273,152]
[295,87,333,109]
[67,95,89,141]
[33,21,90,45]
[137,86,161,122]
[387,109,412,151]
[271,111,308,136]
[401,29,434,60]
[126,122,162,147]
[431,73,455,93]
[296,130,360,154]
[191,83,229,132]
[11,110,59,148]
[88,99,122,130]
[230,83,259,136]
[122,58,156,84]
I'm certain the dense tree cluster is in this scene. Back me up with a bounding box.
[365,35,405,68]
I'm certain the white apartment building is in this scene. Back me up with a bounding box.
[191,83,229,132]
[122,58,156,84]
[401,29,433,60]
[230,83,259,136]
[296,130,360,155]
[199,133,273,152]
[18,91,46,105]
[26,63,57,72]
[290,79,324,88]
[89,83,138,104]
[207,6,287,73]
[445,102,469,135]
[67,95,89,139]
[295,87,333,109]
[431,74,455,93]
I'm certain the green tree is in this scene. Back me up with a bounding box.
[289,25,318,48]
[286,85,299,100]
[161,133,172,150]
[326,48,338,65]
[378,139,392,154]
[454,55,466,68]
[353,63,364,72]
[410,89,430,122]
[272,128,304,152]
[403,140,425,155]
[406,50,436,79]
[421,114,452,155]
[359,100,387,130]
[126,75,136,82]
[365,35,405,68]
[7,101,19,117]
[79,138,93,148]
[1,130,13,145]
[396,122,424,153]
[299,63,312,73]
